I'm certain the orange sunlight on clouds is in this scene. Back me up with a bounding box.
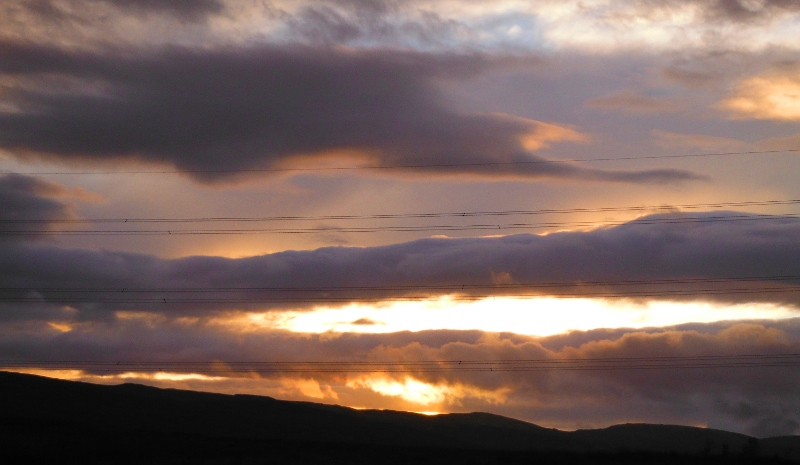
[721,75,800,121]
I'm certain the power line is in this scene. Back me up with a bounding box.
[2,353,799,373]
[2,287,798,303]
[2,199,799,225]
[4,275,798,293]
[11,353,795,364]
[3,213,799,236]
[2,148,798,176]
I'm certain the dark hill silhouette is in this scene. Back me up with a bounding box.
[1,371,798,464]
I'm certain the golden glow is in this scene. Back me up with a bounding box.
[115,311,168,326]
[352,377,450,405]
[348,376,508,406]
[6,368,89,380]
[1,368,486,413]
[720,76,800,121]
[277,377,339,400]
[123,372,226,382]
[3,368,225,382]
[511,117,588,151]
[47,322,73,333]
[254,297,797,337]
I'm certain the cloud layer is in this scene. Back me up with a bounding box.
[1,179,798,319]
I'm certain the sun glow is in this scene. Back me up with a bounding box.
[353,377,450,405]
[251,297,797,337]
[2,368,225,383]
[348,376,508,406]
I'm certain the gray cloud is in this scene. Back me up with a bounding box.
[613,0,800,24]
[1,211,799,319]
[285,1,466,47]
[0,42,699,184]
[103,0,225,19]
[709,0,800,22]
[0,174,77,238]
[17,0,224,23]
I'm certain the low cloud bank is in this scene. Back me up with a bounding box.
[1,186,799,318]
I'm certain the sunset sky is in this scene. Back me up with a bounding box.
[2,0,800,437]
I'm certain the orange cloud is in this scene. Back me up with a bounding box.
[347,375,508,407]
[514,118,589,151]
[719,74,800,121]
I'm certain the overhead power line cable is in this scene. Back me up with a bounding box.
[1,290,797,303]
[3,213,800,236]
[2,287,798,303]
[2,199,799,225]
[4,274,798,293]
[2,353,799,373]
[2,149,798,176]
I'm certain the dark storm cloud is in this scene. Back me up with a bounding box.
[0,174,77,237]
[0,41,698,184]
[1,318,799,436]
[0,211,799,319]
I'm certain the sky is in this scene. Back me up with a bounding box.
[1,0,800,437]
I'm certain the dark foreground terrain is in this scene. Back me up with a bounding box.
[1,371,798,464]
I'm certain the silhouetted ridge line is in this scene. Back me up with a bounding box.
[2,370,799,462]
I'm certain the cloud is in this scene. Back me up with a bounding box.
[708,0,800,23]
[660,66,717,88]
[719,71,800,121]
[601,0,800,26]
[4,0,800,55]
[0,174,83,238]
[12,0,225,23]
[2,318,799,435]
[532,0,800,53]
[102,0,225,19]
[0,41,699,184]
[757,131,800,151]
[1,210,799,319]
[650,129,749,151]
[586,91,683,114]
[283,1,467,47]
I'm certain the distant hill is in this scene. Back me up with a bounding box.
[1,371,798,464]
